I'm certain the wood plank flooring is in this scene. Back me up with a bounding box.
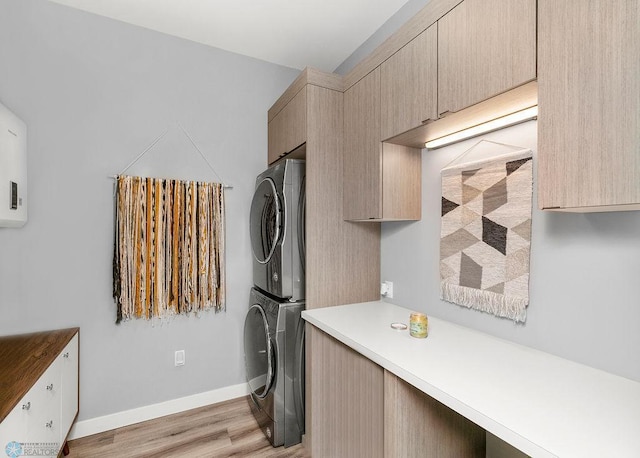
[66,396,309,457]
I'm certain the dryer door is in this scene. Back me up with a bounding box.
[244,304,275,399]
[250,177,281,264]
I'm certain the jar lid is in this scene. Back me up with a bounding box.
[390,322,408,330]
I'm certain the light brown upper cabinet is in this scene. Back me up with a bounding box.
[538,0,640,211]
[344,69,382,220]
[380,25,437,141]
[344,69,421,221]
[437,0,536,116]
[268,87,306,165]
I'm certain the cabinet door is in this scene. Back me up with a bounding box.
[381,25,437,140]
[384,371,485,457]
[538,0,640,210]
[307,325,383,458]
[267,88,307,165]
[343,68,382,220]
[59,333,79,443]
[437,0,536,115]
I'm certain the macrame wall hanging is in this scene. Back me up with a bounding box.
[112,124,230,323]
[440,140,533,323]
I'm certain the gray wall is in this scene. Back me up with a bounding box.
[334,0,432,75]
[0,0,299,421]
[381,121,640,382]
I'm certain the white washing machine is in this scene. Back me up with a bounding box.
[250,159,305,302]
[244,287,305,447]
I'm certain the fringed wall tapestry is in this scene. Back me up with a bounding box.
[440,141,533,322]
[113,175,225,323]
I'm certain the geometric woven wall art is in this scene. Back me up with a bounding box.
[440,141,533,322]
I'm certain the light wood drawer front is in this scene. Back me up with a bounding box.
[437,0,536,115]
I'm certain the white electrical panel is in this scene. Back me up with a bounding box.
[0,101,27,228]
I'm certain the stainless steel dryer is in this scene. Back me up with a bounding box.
[244,287,305,447]
[250,159,305,302]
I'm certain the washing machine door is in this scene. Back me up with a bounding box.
[250,177,281,265]
[244,304,275,399]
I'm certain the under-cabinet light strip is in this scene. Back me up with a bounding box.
[424,106,538,149]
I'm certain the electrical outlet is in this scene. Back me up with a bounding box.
[380,281,394,298]
[174,350,185,367]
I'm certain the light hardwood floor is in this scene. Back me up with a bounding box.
[66,397,309,457]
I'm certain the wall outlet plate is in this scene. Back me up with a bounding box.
[174,350,185,366]
[381,281,394,298]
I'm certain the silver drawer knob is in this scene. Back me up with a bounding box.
[46,383,54,391]
[63,352,70,358]
[22,402,31,410]
[45,420,53,428]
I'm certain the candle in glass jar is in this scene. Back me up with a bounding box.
[409,312,428,338]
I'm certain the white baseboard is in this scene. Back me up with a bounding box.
[68,382,250,440]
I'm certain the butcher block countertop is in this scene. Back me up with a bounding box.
[302,301,640,458]
[0,328,79,423]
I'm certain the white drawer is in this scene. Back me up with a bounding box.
[0,396,29,450]
[24,355,61,446]
[59,333,79,443]
[0,357,61,449]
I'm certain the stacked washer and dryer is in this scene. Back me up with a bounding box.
[244,159,306,448]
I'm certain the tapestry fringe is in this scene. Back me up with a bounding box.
[440,282,527,323]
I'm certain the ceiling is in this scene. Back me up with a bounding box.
[47,0,411,72]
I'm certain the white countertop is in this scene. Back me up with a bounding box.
[302,301,640,458]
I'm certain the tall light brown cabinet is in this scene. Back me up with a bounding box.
[267,69,381,454]
[267,68,380,310]
[538,0,640,211]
